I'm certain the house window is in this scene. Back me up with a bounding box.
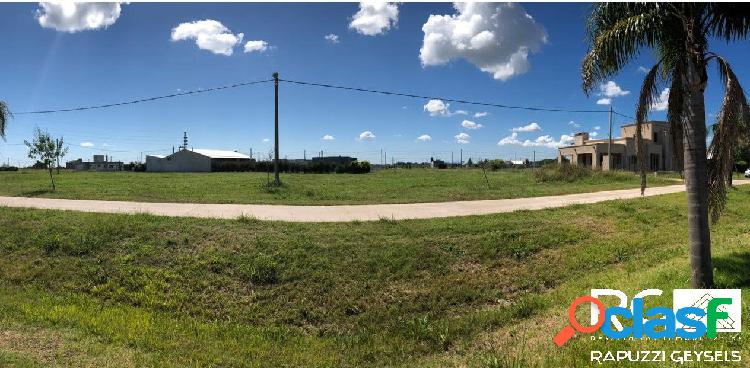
[653,132,659,143]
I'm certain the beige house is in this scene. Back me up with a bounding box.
[557,121,674,171]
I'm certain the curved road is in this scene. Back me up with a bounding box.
[2,181,747,222]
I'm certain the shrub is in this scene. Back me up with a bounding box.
[534,162,591,182]
[487,159,508,171]
[336,161,371,174]
[0,166,18,171]
[124,162,146,172]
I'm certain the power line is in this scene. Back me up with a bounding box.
[13,79,273,115]
[280,78,611,114]
[612,111,635,120]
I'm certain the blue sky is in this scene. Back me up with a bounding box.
[1,2,747,166]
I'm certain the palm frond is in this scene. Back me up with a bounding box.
[635,63,661,194]
[582,5,666,94]
[0,100,10,141]
[667,64,685,172]
[705,4,750,41]
[707,56,750,222]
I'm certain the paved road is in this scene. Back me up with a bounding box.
[1,181,747,222]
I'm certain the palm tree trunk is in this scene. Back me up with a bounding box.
[682,56,713,288]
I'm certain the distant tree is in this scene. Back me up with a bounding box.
[24,128,68,191]
[0,100,10,140]
[466,158,473,166]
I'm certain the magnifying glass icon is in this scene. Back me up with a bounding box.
[553,295,605,346]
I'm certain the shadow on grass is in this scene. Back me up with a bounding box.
[20,189,54,197]
[713,251,750,288]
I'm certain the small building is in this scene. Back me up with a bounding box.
[66,155,123,171]
[146,149,253,172]
[557,121,675,172]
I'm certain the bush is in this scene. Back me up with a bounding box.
[735,160,748,173]
[337,161,371,174]
[0,166,18,171]
[432,159,448,169]
[534,163,592,182]
[486,159,508,171]
[124,162,146,172]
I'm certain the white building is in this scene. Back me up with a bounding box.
[146,149,253,172]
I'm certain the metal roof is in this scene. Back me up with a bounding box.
[191,149,251,159]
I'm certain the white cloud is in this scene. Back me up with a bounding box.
[322,134,335,141]
[590,131,599,138]
[600,81,630,97]
[498,133,574,148]
[36,2,122,33]
[349,2,399,36]
[498,132,521,146]
[262,138,270,143]
[420,3,547,81]
[80,142,94,147]
[637,66,650,74]
[593,126,601,130]
[474,111,488,118]
[568,121,581,128]
[650,88,670,111]
[358,130,376,141]
[324,33,340,43]
[596,98,612,105]
[424,99,451,117]
[454,110,469,115]
[171,19,244,56]
[511,122,541,132]
[455,132,471,144]
[416,134,432,142]
[244,40,269,53]
[461,120,483,130]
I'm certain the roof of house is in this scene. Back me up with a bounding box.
[191,149,251,159]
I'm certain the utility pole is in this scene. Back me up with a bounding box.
[608,105,613,170]
[533,150,536,169]
[273,72,281,186]
[303,150,306,160]
[250,148,253,160]
[451,151,454,165]
[460,149,463,166]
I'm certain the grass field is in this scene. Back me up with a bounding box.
[0,168,680,205]
[1,187,748,367]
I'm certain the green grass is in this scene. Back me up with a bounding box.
[1,187,749,366]
[0,168,680,205]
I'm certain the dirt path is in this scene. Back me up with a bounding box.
[1,181,747,222]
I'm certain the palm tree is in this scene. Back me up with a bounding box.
[0,100,10,140]
[582,4,750,288]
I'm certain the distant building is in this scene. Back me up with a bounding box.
[311,156,356,168]
[557,121,675,171]
[146,149,253,172]
[66,155,123,171]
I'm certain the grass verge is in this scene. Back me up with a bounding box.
[1,187,748,366]
[0,168,679,205]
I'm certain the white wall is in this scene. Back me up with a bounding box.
[146,150,212,172]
